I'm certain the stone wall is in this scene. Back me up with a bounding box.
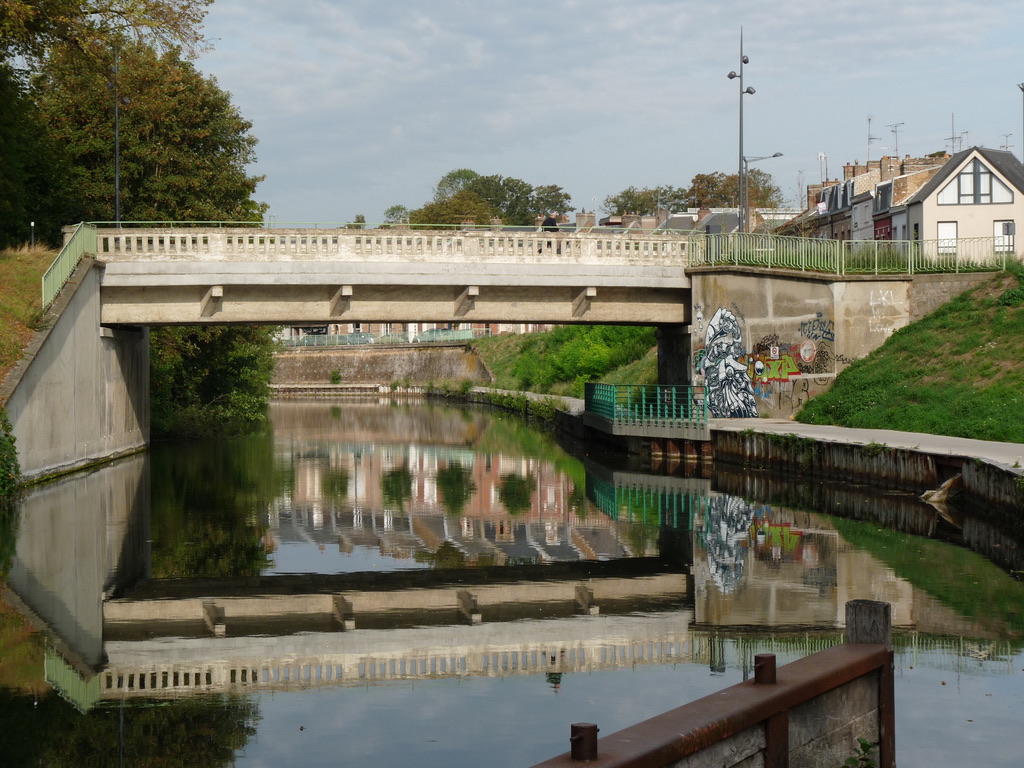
[908,271,998,321]
[272,345,493,386]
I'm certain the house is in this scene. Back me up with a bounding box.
[902,146,1024,249]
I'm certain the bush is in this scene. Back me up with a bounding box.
[0,409,19,503]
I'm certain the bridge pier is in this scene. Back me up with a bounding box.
[656,324,693,386]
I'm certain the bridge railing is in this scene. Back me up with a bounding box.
[585,383,707,429]
[690,232,1017,275]
[42,222,96,309]
[90,224,693,267]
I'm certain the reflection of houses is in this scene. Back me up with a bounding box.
[270,442,646,567]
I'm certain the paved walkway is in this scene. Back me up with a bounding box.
[712,418,1024,471]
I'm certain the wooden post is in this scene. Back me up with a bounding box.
[846,600,894,768]
[845,600,891,648]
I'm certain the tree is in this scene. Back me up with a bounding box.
[0,63,75,247]
[436,461,476,516]
[409,189,496,228]
[601,185,687,215]
[530,184,573,217]
[465,174,534,225]
[33,41,265,222]
[686,172,733,208]
[433,168,480,202]
[686,170,783,209]
[149,325,278,437]
[383,204,409,224]
[0,0,211,62]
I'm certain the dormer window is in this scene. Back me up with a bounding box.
[937,158,1013,205]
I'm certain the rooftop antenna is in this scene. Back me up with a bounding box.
[959,130,970,152]
[1001,133,1014,152]
[946,114,959,154]
[886,122,905,157]
[867,116,880,163]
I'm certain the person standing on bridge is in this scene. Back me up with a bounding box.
[541,212,559,254]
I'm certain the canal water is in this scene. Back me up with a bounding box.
[1,399,1021,767]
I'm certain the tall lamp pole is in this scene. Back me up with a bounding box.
[113,47,121,227]
[1018,83,1024,164]
[728,29,755,233]
[743,153,783,230]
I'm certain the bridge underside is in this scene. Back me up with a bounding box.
[98,262,690,326]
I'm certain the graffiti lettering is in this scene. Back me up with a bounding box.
[798,314,835,342]
[702,307,759,418]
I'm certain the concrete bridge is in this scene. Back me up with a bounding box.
[89,226,693,326]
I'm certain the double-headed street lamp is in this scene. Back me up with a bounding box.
[727,28,755,232]
[743,153,783,230]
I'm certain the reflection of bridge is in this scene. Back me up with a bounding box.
[62,611,695,707]
[105,562,689,638]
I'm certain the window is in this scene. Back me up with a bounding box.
[937,221,957,254]
[994,220,1015,252]
[937,159,1013,205]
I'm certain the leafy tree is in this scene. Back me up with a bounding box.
[0,63,75,247]
[346,213,366,229]
[530,183,573,217]
[466,174,534,225]
[433,168,480,202]
[0,0,211,61]
[601,185,687,215]
[409,189,496,228]
[149,325,278,438]
[33,41,265,223]
[383,204,410,224]
[687,170,783,209]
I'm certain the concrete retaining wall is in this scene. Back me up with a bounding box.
[689,267,1000,419]
[272,345,492,386]
[1,259,149,481]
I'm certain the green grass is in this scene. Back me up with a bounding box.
[472,325,658,397]
[0,247,54,383]
[798,269,1024,443]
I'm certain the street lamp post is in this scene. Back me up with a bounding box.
[742,153,783,231]
[727,29,755,233]
[1018,83,1024,164]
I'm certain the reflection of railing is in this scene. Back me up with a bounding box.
[585,383,707,429]
[587,474,703,527]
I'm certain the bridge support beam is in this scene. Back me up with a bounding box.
[657,324,693,386]
[333,595,356,630]
[457,590,482,625]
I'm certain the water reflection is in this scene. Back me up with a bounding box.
[0,399,1021,768]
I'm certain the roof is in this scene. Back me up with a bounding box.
[905,146,1024,205]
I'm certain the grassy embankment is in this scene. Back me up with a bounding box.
[797,266,1024,444]
[0,247,54,384]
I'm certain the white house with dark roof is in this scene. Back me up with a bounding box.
[903,146,1024,250]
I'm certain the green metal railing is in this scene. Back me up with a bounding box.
[42,222,96,309]
[689,232,1017,275]
[585,383,707,429]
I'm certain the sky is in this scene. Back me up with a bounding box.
[194,0,1024,225]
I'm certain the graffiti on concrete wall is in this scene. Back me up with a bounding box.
[701,307,759,418]
[695,306,839,416]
